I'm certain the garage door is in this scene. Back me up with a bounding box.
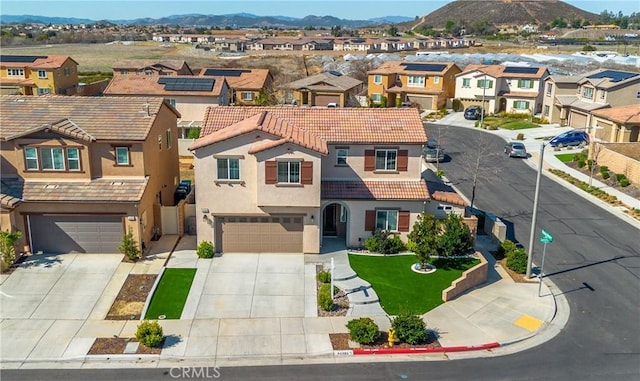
[30,215,123,254]
[407,95,434,110]
[570,112,588,128]
[314,94,340,107]
[220,216,303,253]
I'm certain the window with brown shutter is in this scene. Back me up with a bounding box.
[397,150,408,171]
[365,210,376,231]
[265,161,276,184]
[398,211,410,232]
[364,150,375,171]
[301,161,313,185]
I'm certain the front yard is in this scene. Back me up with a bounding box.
[144,268,196,319]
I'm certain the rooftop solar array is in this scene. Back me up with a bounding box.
[400,63,448,72]
[202,68,251,77]
[503,67,539,74]
[586,70,639,83]
[157,77,215,91]
[327,70,343,77]
[0,55,48,63]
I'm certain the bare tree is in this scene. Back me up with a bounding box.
[457,132,502,210]
[346,57,378,83]
[588,141,603,187]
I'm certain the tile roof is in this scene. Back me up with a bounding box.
[458,64,548,79]
[549,68,640,89]
[554,95,610,112]
[0,95,175,141]
[282,72,362,91]
[198,68,271,90]
[190,111,328,154]
[368,61,458,75]
[0,55,77,69]
[104,75,227,97]
[386,86,443,95]
[321,180,429,200]
[112,59,190,71]
[200,107,427,144]
[591,104,640,124]
[0,177,148,203]
[0,179,23,208]
[424,181,467,207]
[497,91,539,98]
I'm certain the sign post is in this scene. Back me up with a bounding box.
[330,258,335,300]
[538,229,553,297]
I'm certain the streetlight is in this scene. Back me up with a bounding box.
[526,142,545,278]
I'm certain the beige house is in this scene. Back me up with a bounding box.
[0,96,180,255]
[280,72,363,107]
[188,107,466,254]
[198,68,273,106]
[589,104,640,143]
[0,55,79,96]
[112,59,194,76]
[542,69,640,127]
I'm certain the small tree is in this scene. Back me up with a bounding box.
[136,320,164,348]
[437,214,473,257]
[196,241,214,258]
[407,213,439,266]
[0,229,22,272]
[118,227,140,260]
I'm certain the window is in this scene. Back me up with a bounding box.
[166,129,172,149]
[543,105,550,117]
[340,205,347,222]
[599,90,605,100]
[375,149,397,171]
[38,70,47,79]
[66,148,80,171]
[582,87,594,99]
[546,83,553,95]
[64,67,70,76]
[7,69,24,77]
[477,79,493,89]
[407,75,425,87]
[115,147,130,165]
[277,161,300,183]
[336,148,348,165]
[373,74,382,84]
[217,158,240,180]
[371,93,382,103]
[25,147,38,170]
[166,98,176,108]
[37,88,51,95]
[376,210,398,231]
[242,92,253,101]
[158,135,162,150]
[40,148,65,170]
[433,76,440,84]
[120,70,129,75]
[517,79,534,89]
[513,101,530,110]
[462,78,471,88]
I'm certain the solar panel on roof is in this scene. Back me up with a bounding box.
[157,77,215,91]
[327,70,342,77]
[586,70,639,83]
[202,68,251,77]
[400,63,447,72]
[503,67,539,74]
[0,55,48,63]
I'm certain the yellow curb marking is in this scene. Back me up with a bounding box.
[514,315,543,332]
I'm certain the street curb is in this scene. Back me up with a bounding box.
[339,342,501,356]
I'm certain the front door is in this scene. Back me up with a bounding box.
[323,204,337,236]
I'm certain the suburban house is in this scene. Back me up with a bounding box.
[455,64,549,115]
[188,107,467,254]
[247,38,333,51]
[280,71,364,107]
[541,69,640,128]
[198,68,273,106]
[0,55,79,96]
[0,96,181,255]
[367,61,462,110]
[103,75,230,138]
[589,104,640,143]
[111,59,194,76]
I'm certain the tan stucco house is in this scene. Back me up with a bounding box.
[112,59,194,76]
[0,55,79,96]
[188,107,467,254]
[280,71,363,107]
[0,95,181,255]
[198,67,273,106]
[590,104,640,143]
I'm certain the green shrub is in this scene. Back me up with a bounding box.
[317,270,331,283]
[620,178,630,187]
[506,248,528,274]
[118,227,140,260]
[602,171,610,180]
[516,133,524,140]
[364,230,405,254]
[135,320,164,348]
[196,241,214,258]
[496,239,517,260]
[615,173,627,182]
[317,284,334,311]
[599,165,609,174]
[346,317,380,345]
[452,99,462,112]
[391,314,427,345]
[0,229,22,272]
[576,159,586,168]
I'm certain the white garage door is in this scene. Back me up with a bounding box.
[29,215,123,254]
[220,216,303,253]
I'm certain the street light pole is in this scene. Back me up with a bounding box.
[480,74,487,129]
[526,142,545,278]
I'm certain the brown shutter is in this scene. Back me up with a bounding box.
[398,211,410,232]
[364,150,375,171]
[265,161,277,184]
[397,150,408,171]
[365,210,376,231]
[301,161,313,185]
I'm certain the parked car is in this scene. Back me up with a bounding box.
[504,142,528,158]
[424,139,445,163]
[464,106,484,120]
[548,130,589,149]
[174,180,192,204]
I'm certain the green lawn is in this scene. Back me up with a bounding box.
[348,254,479,315]
[555,153,575,163]
[483,117,539,130]
[144,268,196,320]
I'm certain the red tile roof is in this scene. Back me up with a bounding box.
[368,61,459,75]
[200,107,427,144]
[591,104,640,125]
[424,181,468,207]
[321,180,429,200]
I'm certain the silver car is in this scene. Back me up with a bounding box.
[504,142,527,158]
[424,140,445,163]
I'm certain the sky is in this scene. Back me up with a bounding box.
[0,0,638,21]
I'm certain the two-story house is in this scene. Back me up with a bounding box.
[0,96,180,255]
[367,61,461,110]
[455,64,549,115]
[0,55,79,96]
[188,107,467,254]
[280,71,363,107]
[112,59,194,77]
[198,68,273,106]
[541,69,640,128]
[103,75,230,138]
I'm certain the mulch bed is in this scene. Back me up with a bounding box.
[88,337,163,355]
[316,265,349,317]
[329,331,441,351]
[105,274,157,320]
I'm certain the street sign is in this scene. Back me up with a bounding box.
[540,229,553,244]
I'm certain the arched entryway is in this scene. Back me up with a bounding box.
[321,202,349,244]
[499,98,507,112]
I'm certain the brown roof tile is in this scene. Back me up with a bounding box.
[0,178,148,203]
[112,59,190,71]
[321,180,429,200]
[368,61,459,75]
[198,68,271,90]
[0,55,77,69]
[424,181,468,206]
[282,72,362,91]
[104,75,227,97]
[458,64,548,79]
[591,104,640,124]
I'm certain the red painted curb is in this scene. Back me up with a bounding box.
[352,342,500,355]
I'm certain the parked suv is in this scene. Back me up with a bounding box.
[423,139,445,163]
[548,130,589,149]
[464,106,484,120]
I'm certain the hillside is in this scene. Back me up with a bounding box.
[406,0,598,30]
